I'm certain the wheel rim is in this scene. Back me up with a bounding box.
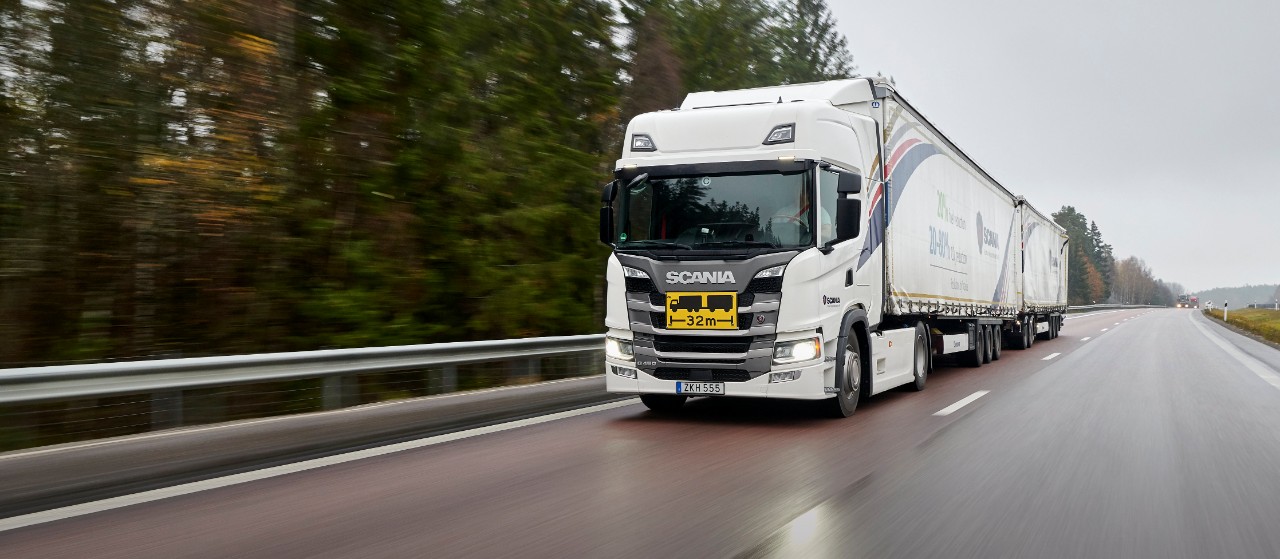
[845,341,860,398]
[915,336,927,380]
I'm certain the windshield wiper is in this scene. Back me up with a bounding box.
[694,240,780,249]
[617,240,693,250]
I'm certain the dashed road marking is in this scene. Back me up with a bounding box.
[933,391,990,416]
[1043,353,1061,361]
[1081,337,1092,341]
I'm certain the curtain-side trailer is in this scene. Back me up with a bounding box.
[600,78,1068,417]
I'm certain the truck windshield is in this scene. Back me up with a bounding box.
[614,171,814,251]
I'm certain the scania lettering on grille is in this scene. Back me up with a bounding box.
[665,271,736,285]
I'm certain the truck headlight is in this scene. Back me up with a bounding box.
[606,336,634,361]
[773,337,821,365]
[754,264,785,279]
[622,267,650,279]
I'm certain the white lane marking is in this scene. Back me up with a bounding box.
[0,376,608,462]
[1101,328,1109,332]
[1081,337,1092,341]
[1114,322,1121,325]
[933,391,990,416]
[1189,314,1280,390]
[0,398,640,532]
[1067,310,1123,320]
[1042,353,1061,361]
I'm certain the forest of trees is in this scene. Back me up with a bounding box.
[1053,206,1181,307]
[0,0,856,365]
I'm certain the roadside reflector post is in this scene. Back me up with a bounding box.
[1224,302,1229,322]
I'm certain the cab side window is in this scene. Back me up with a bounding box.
[818,169,839,246]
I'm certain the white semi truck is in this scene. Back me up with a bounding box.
[600,78,1068,416]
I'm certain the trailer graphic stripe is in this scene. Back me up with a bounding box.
[857,138,943,270]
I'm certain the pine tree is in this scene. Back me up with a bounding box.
[668,0,783,91]
[620,1,686,122]
[775,0,856,83]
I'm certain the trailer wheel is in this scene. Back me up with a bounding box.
[824,327,863,418]
[1026,317,1036,347]
[1054,316,1062,338]
[906,322,928,392]
[981,325,994,364]
[963,324,984,367]
[992,325,1003,360]
[640,394,687,413]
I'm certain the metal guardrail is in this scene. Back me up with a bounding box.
[0,305,1168,441]
[1,306,1167,406]
[0,335,605,431]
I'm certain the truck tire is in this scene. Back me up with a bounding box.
[824,326,863,417]
[640,394,687,413]
[1026,317,1036,347]
[905,322,928,392]
[963,325,984,367]
[1053,316,1062,338]
[981,325,994,364]
[992,325,1003,360]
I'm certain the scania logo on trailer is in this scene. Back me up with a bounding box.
[666,271,736,285]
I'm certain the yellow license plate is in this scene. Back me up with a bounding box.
[665,292,737,330]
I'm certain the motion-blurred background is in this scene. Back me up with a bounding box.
[0,0,856,366]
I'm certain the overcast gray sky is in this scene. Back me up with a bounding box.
[830,0,1279,292]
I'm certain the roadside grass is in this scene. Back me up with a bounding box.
[1206,308,1280,345]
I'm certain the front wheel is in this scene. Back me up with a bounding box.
[640,394,687,413]
[824,328,863,418]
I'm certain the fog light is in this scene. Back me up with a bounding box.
[611,366,637,379]
[769,370,802,383]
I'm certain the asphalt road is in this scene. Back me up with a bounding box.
[4,309,1280,558]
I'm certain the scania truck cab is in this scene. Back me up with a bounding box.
[600,79,926,417]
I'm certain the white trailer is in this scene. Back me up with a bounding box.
[1016,201,1070,348]
[600,78,1068,416]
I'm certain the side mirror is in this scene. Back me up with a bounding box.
[837,172,862,195]
[599,180,619,245]
[834,172,863,241]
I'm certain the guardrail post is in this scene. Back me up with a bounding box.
[512,357,540,381]
[150,390,183,430]
[323,375,358,410]
[442,365,457,393]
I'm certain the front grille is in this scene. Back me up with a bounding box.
[654,368,752,382]
[626,278,656,293]
[654,335,752,354]
[651,312,753,330]
[746,277,782,293]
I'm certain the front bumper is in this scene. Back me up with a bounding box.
[605,358,832,400]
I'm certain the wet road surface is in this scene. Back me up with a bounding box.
[4,309,1280,558]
